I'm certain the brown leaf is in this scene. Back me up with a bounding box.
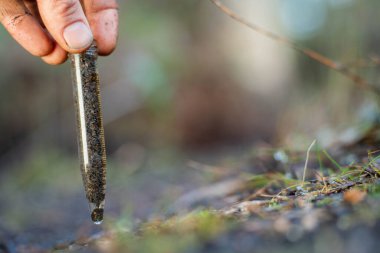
[343,189,367,204]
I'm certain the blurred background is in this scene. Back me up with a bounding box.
[1,0,380,249]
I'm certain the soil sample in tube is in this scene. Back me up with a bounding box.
[70,42,107,224]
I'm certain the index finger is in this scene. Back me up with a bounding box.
[0,0,53,57]
[82,0,119,56]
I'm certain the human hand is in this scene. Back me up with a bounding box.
[0,0,118,65]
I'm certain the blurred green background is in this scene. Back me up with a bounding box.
[1,0,380,249]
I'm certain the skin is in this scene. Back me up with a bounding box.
[0,0,118,65]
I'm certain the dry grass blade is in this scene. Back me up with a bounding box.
[209,0,380,94]
[302,140,317,187]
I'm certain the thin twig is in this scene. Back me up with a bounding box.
[302,140,317,186]
[209,0,380,94]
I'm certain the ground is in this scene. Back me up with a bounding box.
[1,131,380,253]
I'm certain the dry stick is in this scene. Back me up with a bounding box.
[209,0,380,94]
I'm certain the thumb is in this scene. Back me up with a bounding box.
[37,0,93,53]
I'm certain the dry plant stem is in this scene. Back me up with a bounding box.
[70,42,107,224]
[302,140,317,187]
[209,0,380,94]
[244,180,276,201]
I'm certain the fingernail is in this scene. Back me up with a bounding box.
[63,22,93,50]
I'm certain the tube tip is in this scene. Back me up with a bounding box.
[91,208,104,225]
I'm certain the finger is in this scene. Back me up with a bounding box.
[0,0,54,56]
[37,0,93,53]
[24,0,68,65]
[41,43,68,65]
[24,0,43,25]
[82,0,118,55]
[24,0,67,65]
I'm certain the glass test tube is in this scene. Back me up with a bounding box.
[70,42,107,224]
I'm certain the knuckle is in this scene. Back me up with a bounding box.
[0,2,30,22]
[5,12,30,27]
[52,0,79,19]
